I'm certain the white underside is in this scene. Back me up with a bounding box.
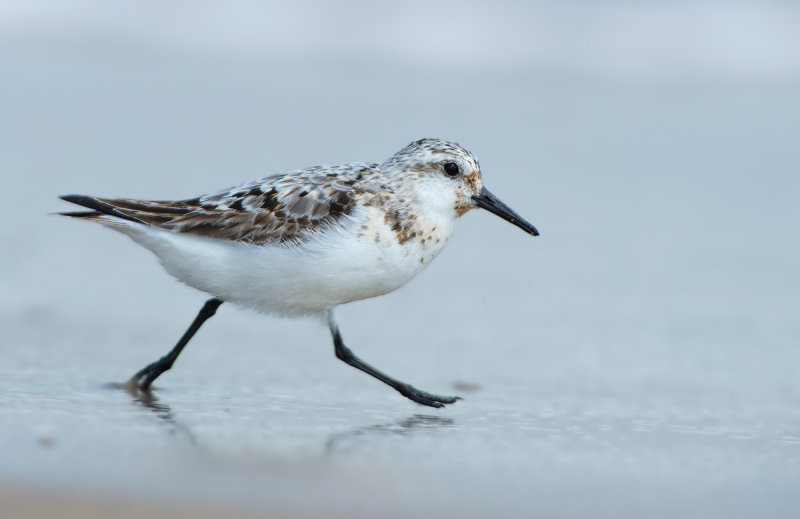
[97,206,450,317]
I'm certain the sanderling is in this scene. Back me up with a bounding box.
[60,138,538,408]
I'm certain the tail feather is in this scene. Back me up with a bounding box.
[59,210,103,218]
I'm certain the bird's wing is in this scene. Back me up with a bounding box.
[61,163,382,244]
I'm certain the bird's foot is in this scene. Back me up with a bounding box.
[127,359,170,392]
[400,384,462,408]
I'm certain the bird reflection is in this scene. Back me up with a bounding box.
[106,382,456,456]
[105,381,199,446]
[326,414,455,455]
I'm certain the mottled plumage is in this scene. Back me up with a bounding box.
[60,138,538,408]
[66,164,377,244]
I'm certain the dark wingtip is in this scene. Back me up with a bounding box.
[60,194,101,208]
[59,194,145,224]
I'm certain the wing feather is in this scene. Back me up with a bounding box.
[61,163,381,244]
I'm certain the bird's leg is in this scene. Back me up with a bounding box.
[326,311,461,408]
[129,298,223,391]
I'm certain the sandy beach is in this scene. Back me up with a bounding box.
[2,3,799,518]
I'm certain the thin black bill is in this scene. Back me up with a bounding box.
[472,187,539,236]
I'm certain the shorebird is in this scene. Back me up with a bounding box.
[60,138,538,407]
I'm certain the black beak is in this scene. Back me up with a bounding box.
[472,187,539,236]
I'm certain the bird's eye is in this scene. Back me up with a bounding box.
[443,162,460,177]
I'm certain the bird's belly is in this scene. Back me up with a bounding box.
[241,221,444,314]
[125,208,450,317]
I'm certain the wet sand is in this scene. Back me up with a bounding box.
[2,28,800,519]
[1,487,299,519]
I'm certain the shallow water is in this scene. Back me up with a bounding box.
[2,31,800,519]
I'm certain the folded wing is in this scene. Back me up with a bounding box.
[60,164,379,244]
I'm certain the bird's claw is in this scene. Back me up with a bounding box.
[401,385,462,408]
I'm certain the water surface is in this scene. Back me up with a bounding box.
[1,23,799,519]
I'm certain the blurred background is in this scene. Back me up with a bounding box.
[1,1,799,518]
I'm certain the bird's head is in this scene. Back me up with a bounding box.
[382,138,539,236]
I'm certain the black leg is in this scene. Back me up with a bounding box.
[130,298,223,391]
[327,312,461,408]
